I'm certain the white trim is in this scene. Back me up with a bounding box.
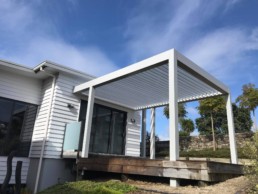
[0,59,33,72]
[81,86,95,158]
[74,49,229,96]
[169,50,180,187]
[226,93,238,164]
[73,50,173,93]
[169,50,179,161]
[34,61,95,80]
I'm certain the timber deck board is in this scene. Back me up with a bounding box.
[76,154,243,182]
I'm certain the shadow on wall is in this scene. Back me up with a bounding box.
[27,140,77,193]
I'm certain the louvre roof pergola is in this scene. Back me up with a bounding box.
[74,50,229,110]
[73,49,238,180]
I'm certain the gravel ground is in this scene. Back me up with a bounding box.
[127,176,252,194]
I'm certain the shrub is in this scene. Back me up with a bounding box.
[242,132,258,192]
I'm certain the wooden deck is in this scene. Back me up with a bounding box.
[76,154,244,183]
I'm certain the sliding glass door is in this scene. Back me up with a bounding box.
[79,100,127,155]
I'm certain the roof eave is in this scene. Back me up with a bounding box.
[33,60,96,80]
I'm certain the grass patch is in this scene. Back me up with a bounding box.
[38,180,136,194]
[157,147,249,158]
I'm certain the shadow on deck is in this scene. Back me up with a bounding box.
[76,154,244,183]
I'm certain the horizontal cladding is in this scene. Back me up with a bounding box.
[42,73,89,159]
[0,69,42,105]
[0,157,29,184]
[29,78,52,157]
[125,111,141,157]
[30,72,142,159]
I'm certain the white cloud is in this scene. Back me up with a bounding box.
[0,0,34,33]
[124,0,258,83]
[4,37,117,76]
[0,0,117,76]
[185,27,258,82]
[124,0,231,60]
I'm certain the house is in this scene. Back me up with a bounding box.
[0,49,238,193]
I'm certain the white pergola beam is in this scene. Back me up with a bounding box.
[169,50,179,187]
[74,50,172,93]
[81,86,95,158]
[74,49,228,96]
[226,93,238,164]
[150,108,155,159]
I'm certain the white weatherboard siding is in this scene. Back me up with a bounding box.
[0,157,29,184]
[30,77,52,158]
[30,72,141,159]
[125,111,141,157]
[44,73,87,158]
[30,73,89,158]
[0,69,42,105]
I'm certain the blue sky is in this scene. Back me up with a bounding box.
[1,0,258,139]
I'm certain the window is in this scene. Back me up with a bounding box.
[79,100,127,155]
[0,97,37,157]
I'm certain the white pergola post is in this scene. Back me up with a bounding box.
[226,93,238,164]
[141,109,147,157]
[169,50,179,187]
[150,108,155,159]
[81,86,95,158]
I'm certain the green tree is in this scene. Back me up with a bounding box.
[196,103,252,135]
[233,104,253,133]
[164,103,195,136]
[236,83,258,131]
[197,96,226,151]
[163,103,187,119]
[180,118,195,136]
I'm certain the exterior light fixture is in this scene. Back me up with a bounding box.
[67,103,75,109]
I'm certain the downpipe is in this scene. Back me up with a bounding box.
[34,67,57,194]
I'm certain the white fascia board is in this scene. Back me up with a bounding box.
[178,92,224,103]
[175,50,229,94]
[134,92,223,110]
[135,101,169,110]
[0,59,34,73]
[73,49,174,93]
[34,61,96,80]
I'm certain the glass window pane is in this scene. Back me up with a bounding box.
[78,100,88,151]
[79,101,127,155]
[91,106,112,154]
[0,98,14,156]
[19,104,37,156]
[0,98,38,157]
[7,102,27,155]
[89,106,97,152]
[110,111,126,155]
